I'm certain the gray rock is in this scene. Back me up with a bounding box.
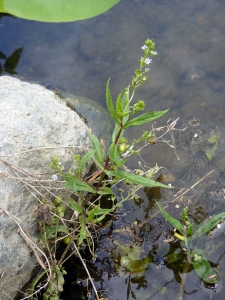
[56,91,114,152]
[0,76,94,299]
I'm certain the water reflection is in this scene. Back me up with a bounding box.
[0,47,23,74]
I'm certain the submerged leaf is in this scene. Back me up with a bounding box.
[204,133,219,161]
[192,250,218,284]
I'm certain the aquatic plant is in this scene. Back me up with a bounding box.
[156,201,225,285]
[28,39,174,300]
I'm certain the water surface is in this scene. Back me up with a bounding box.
[1,0,225,299]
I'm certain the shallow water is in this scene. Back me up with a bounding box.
[1,0,225,299]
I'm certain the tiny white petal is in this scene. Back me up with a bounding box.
[52,175,57,181]
[141,45,148,50]
[145,58,152,65]
[145,68,150,72]
[217,224,221,228]
[175,204,179,208]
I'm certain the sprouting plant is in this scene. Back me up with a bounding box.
[156,201,225,285]
[30,39,173,300]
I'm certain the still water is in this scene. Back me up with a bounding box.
[1,0,225,299]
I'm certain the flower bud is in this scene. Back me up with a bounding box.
[119,143,128,153]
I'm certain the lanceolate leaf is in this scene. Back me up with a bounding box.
[75,180,96,193]
[78,224,88,245]
[156,201,184,233]
[120,86,130,110]
[64,176,78,194]
[97,186,115,195]
[121,86,130,124]
[65,176,96,193]
[124,110,168,128]
[193,212,225,240]
[69,198,82,213]
[116,92,123,117]
[77,150,95,173]
[104,169,170,188]
[106,79,119,124]
[109,143,121,165]
[89,133,105,163]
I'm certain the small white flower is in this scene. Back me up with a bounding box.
[175,204,179,208]
[145,68,150,72]
[217,224,221,228]
[168,183,172,187]
[150,51,158,55]
[145,58,152,65]
[141,45,148,50]
[51,174,57,181]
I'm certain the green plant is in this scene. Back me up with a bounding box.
[156,201,225,285]
[29,39,171,300]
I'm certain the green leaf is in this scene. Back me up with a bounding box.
[29,270,48,299]
[121,86,130,124]
[93,208,112,215]
[0,0,120,22]
[69,198,82,213]
[75,180,96,193]
[120,86,130,110]
[77,150,95,173]
[92,214,108,224]
[191,250,217,284]
[78,224,87,245]
[106,79,119,124]
[124,110,168,128]
[112,123,124,142]
[42,225,69,239]
[109,143,121,165]
[156,201,184,233]
[86,210,95,222]
[187,223,193,236]
[193,212,225,240]
[116,92,123,117]
[89,133,105,163]
[65,176,96,193]
[105,169,170,189]
[97,186,115,195]
[64,177,77,194]
[204,133,219,162]
[92,154,105,170]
